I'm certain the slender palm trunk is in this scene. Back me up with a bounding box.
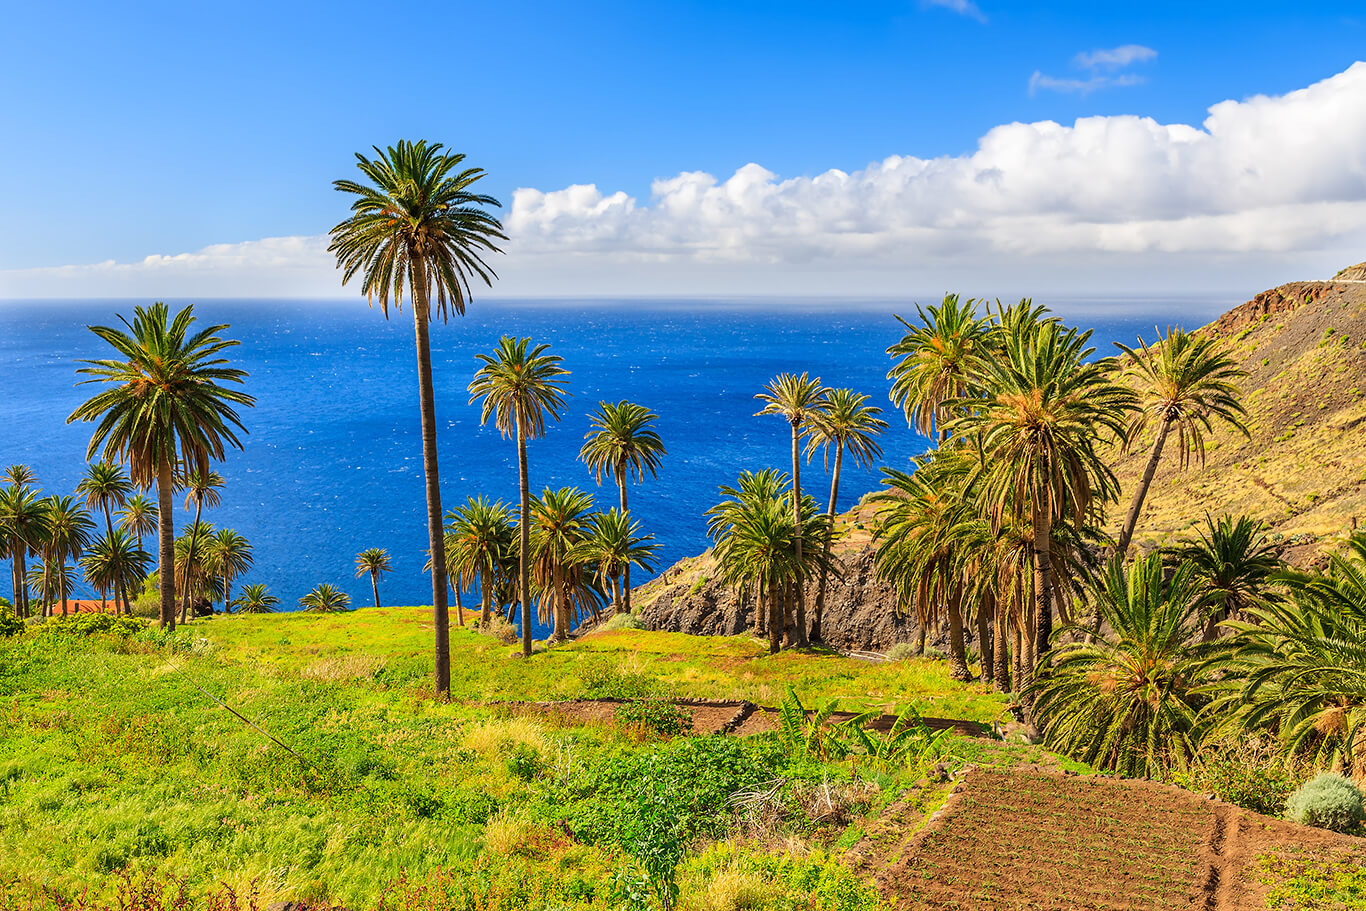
[222,574,230,614]
[789,423,809,647]
[618,467,633,615]
[102,507,128,617]
[454,574,465,628]
[371,570,381,610]
[1031,501,1054,667]
[767,581,781,655]
[180,496,205,625]
[517,419,532,658]
[992,592,1010,693]
[813,445,843,643]
[58,556,69,617]
[977,589,994,686]
[946,586,971,682]
[480,569,491,628]
[1116,418,1171,557]
[752,588,764,637]
[1011,622,1024,695]
[157,460,176,631]
[410,266,451,696]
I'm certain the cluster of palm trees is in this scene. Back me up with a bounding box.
[1,461,260,620]
[706,378,888,654]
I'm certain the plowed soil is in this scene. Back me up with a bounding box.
[857,767,1365,911]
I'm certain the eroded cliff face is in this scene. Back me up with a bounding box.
[632,539,923,652]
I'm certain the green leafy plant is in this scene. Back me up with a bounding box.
[0,609,22,638]
[1285,772,1365,833]
[837,705,951,774]
[614,700,691,738]
[777,688,844,761]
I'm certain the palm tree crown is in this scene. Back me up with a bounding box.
[887,294,992,439]
[299,584,352,613]
[232,583,279,614]
[354,547,392,610]
[469,337,572,441]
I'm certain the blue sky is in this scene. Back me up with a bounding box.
[2,1,1364,298]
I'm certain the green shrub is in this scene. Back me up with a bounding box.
[0,609,23,638]
[886,642,918,662]
[614,700,691,738]
[1181,741,1305,816]
[582,660,657,699]
[505,742,544,781]
[41,613,146,638]
[600,612,646,632]
[1285,772,1365,833]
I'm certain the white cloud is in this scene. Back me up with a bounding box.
[920,0,987,25]
[1074,44,1157,71]
[1029,71,1145,96]
[4,63,1365,300]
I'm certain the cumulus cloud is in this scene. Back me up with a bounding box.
[921,0,987,24]
[1031,43,1157,95]
[4,63,1365,300]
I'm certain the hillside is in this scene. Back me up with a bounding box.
[1111,271,1366,564]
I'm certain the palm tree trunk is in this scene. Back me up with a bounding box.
[1115,418,1172,557]
[789,424,809,647]
[618,467,632,615]
[813,445,843,643]
[411,266,451,696]
[752,587,764,637]
[1031,503,1054,667]
[977,589,994,686]
[517,418,533,658]
[371,570,381,610]
[767,582,781,656]
[102,506,129,618]
[222,574,230,614]
[157,460,176,631]
[946,587,971,682]
[58,556,69,617]
[180,496,205,625]
[992,592,1010,692]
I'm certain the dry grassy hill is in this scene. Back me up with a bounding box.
[1111,269,1366,565]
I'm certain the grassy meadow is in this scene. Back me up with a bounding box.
[0,610,1014,909]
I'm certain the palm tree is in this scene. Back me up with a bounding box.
[38,496,95,617]
[299,584,351,613]
[0,482,47,618]
[354,547,391,610]
[756,373,829,648]
[174,523,217,615]
[805,388,886,641]
[573,509,659,615]
[469,337,571,657]
[76,462,135,613]
[27,562,79,615]
[3,466,37,487]
[118,494,158,556]
[1177,514,1280,642]
[444,498,514,628]
[528,487,601,641]
[951,321,1135,670]
[579,400,666,615]
[204,528,252,614]
[873,461,974,681]
[330,139,506,696]
[886,294,991,441]
[707,469,791,638]
[1113,328,1248,556]
[1030,554,1209,779]
[232,583,279,614]
[178,469,224,623]
[1202,533,1366,777]
[81,531,150,615]
[68,303,253,630]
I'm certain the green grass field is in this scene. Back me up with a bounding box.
[0,609,1009,909]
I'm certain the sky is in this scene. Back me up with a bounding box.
[2,0,1364,301]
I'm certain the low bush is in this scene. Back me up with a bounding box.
[488,617,520,645]
[615,700,692,738]
[0,609,23,638]
[1285,772,1365,833]
[1179,739,1305,816]
[600,611,646,632]
[680,841,883,911]
[582,660,657,699]
[885,642,918,662]
[41,614,146,638]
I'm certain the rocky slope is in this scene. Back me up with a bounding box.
[635,265,1366,647]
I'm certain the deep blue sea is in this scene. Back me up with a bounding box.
[0,297,1233,636]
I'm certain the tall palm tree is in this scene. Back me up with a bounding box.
[81,531,150,615]
[579,400,666,615]
[178,469,224,623]
[707,469,791,638]
[232,582,280,614]
[299,584,351,613]
[204,528,252,614]
[354,547,392,610]
[444,498,514,628]
[573,509,659,615]
[330,139,506,696]
[27,562,79,615]
[1030,554,1209,779]
[174,523,217,615]
[886,294,991,441]
[118,494,158,556]
[951,321,1135,670]
[38,496,95,617]
[805,388,886,641]
[1177,514,1280,642]
[469,337,571,657]
[76,462,135,613]
[68,303,253,630]
[528,487,601,641]
[1203,533,1366,778]
[0,483,47,618]
[756,373,829,648]
[1113,328,1248,556]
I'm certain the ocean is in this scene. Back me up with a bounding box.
[0,297,1232,636]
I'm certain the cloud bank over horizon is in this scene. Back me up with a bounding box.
[4,62,1365,302]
